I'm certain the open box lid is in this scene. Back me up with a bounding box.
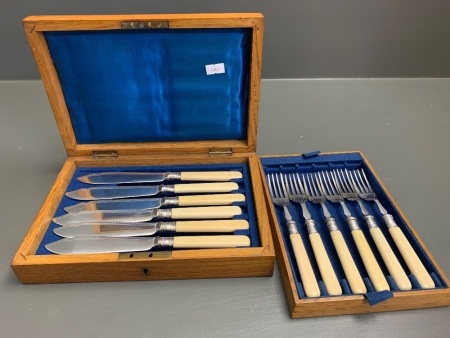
[23,14,263,157]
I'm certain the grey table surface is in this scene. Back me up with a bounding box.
[1,79,449,337]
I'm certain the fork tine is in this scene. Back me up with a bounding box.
[287,174,296,195]
[279,173,290,197]
[270,174,280,198]
[267,174,275,197]
[336,169,350,193]
[299,175,308,194]
[305,174,313,195]
[344,169,359,193]
[311,174,321,196]
[312,173,325,197]
[357,169,372,193]
[329,171,343,195]
[293,173,304,194]
[268,174,275,197]
[315,173,327,196]
[320,171,335,195]
[274,174,284,198]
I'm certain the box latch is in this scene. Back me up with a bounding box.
[93,150,118,159]
[208,148,233,156]
[121,21,169,29]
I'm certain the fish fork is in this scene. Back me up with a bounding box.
[315,172,366,294]
[331,170,390,292]
[267,174,320,297]
[350,169,435,289]
[288,173,342,296]
[342,169,412,290]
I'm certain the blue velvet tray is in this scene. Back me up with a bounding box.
[37,162,259,255]
[261,152,447,304]
[44,28,252,144]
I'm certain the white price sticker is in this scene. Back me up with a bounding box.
[205,63,225,75]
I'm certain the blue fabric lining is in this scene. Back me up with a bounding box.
[44,28,251,144]
[36,163,259,254]
[365,290,393,306]
[261,152,447,302]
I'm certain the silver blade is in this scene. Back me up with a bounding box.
[45,237,160,254]
[53,210,159,226]
[66,186,161,200]
[78,172,167,184]
[64,197,167,213]
[53,222,161,238]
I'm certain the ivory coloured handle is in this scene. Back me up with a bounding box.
[351,229,390,291]
[180,171,242,181]
[369,227,412,290]
[175,220,249,232]
[389,226,435,289]
[173,235,250,248]
[178,193,245,206]
[290,233,321,297]
[171,206,242,219]
[330,230,366,294]
[309,232,342,296]
[173,182,238,194]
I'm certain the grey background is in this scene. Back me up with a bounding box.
[2,0,450,80]
[1,79,449,337]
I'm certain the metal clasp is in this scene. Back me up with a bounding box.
[121,21,169,29]
[93,150,118,159]
[208,148,233,156]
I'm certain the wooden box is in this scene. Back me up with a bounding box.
[11,13,275,284]
[260,151,450,317]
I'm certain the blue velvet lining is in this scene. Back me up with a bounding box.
[36,163,259,255]
[261,152,447,303]
[44,29,251,144]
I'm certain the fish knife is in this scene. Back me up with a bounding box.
[53,220,250,238]
[45,235,251,254]
[78,171,242,184]
[66,182,239,200]
[53,206,242,226]
[64,193,245,213]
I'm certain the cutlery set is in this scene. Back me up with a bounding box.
[45,167,436,294]
[267,168,435,298]
[46,171,250,254]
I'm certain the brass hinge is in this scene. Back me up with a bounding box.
[208,148,232,156]
[121,21,169,29]
[93,150,118,159]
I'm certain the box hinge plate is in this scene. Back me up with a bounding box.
[121,21,169,29]
[208,148,233,156]
[93,150,118,159]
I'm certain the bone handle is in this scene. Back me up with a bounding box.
[180,171,242,181]
[173,182,238,194]
[290,233,321,297]
[369,227,412,290]
[175,220,249,232]
[171,206,242,219]
[351,229,390,291]
[173,235,250,248]
[177,193,245,206]
[330,230,367,294]
[389,226,435,289]
[309,232,342,295]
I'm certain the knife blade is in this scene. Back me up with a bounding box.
[45,235,251,254]
[64,193,245,213]
[78,171,242,184]
[52,206,242,226]
[66,182,239,200]
[53,220,250,237]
